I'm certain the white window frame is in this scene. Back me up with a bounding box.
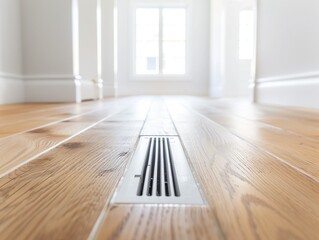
[130,3,191,81]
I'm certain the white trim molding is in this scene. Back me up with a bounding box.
[0,71,24,80]
[104,82,117,97]
[0,72,25,104]
[256,72,319,109]
[251,0,259,103]
[0,74,104,103]
[257,71,319,84]
[81,78,104,101]
[25,75,82,103]
[24,74,78,80]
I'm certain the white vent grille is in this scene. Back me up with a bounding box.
[112,136,204,205]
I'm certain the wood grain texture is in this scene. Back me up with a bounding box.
[0,98,129,139]
[201,98,319,139]
[0,103,90,133]
[180,98,319,182]
[141,98,177,136]
[0,100,131,177]
[0,97,319,240]
[95,205,223,240]
[0,107,148,239]
[165,99,319,240]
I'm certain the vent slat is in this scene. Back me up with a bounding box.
[156,138,162,196]
[166,138,181,197]
[163,138,171,196]
[151,138,159,196]
[147,138,157,196]
[137,138,153,196]
[164,138,176,197]
[159,138,167,196]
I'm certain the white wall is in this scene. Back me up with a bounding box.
[255,0,319,108]
[22,0,74,76]
[78,0,98,81]
[21,0,80,102]
[0,0,24,104]
[116,0,210,96]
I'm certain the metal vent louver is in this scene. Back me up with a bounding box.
[112,136,204,205]
[137,137,180,197]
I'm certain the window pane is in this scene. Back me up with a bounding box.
[163,58,185,74]
[136,8,159,74]
[162,8,186,74]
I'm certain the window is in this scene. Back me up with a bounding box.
[135,7,186,76]
[239,10,254,60]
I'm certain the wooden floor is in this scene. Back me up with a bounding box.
[0,96,318,240]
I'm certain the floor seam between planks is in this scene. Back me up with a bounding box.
[88,99,154,240]
[163,98,227,240]
[0,108,100,141]
[0,104,132,179]
[180,102,319,186]
[189,97,319,144]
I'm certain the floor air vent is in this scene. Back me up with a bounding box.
[112,136,204,205]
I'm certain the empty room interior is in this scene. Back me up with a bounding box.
[0,0,319,239]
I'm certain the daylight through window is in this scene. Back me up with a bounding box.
[135,8,186,75]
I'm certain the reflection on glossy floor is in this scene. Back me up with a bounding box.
[0,96,318,240]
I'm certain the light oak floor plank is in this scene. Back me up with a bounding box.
[165,99,319,240]
[202,98,319,139]
[0,97,319,240]
[0,102,151,240]
[0,98,144,178]
[141,98,177,136]
[180,97,319,182]
[0,98,126,139]
[95,205,223,240]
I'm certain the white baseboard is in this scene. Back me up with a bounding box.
[25,76,81,103]
[81,79,104,101]
[81,79,96,101]
[0,72,25,104]
[104,83,117,97]
[0,73,107,104]
[256,72,319,109]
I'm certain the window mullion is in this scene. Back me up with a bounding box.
[159,8,163,75]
